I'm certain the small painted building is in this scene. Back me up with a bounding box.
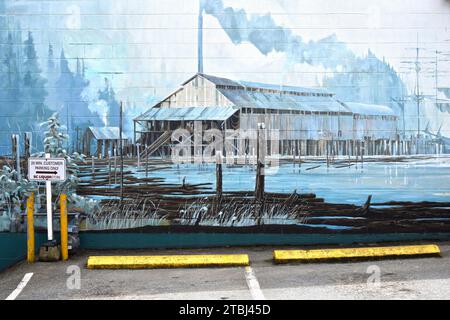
[134,73,399,157]
[83,127,129,158]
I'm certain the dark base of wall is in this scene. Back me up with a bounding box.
[79,232,450,250]
[0,232,47,272]
[3,231,450,272]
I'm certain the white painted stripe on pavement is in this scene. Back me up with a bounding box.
[244,266,265,300]
[5,273,34,300]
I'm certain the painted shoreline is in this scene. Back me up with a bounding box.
[79,222,450,235]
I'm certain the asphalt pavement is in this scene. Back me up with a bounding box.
[1,241,450,300]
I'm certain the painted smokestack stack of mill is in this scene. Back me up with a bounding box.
[198,0,204,73]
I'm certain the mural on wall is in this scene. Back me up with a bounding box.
[0,0,450,235]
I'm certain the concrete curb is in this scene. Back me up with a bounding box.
[273,244,441,263]
[87,254,250,269]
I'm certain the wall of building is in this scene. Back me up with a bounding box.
[352,115,398,140]
[156,75,399,142]
[160,76,233,108]
[250,112,392,140]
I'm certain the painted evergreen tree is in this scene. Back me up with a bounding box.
[0,165,35,232]
[0,2,20,155]
[98,78,120,127]
[0,0,7,92]
[0,112,100,231]
[48,44,55,71]
[1,27,52,155]
[35,113,99,214]
[45,44,59,111]
[21,31,52,153]
[323,50,406,107]
[54,49,102,145]
[3,32,22,111]
[23,31,50,121]
[1,31,25,155]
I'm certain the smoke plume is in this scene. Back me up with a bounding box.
[201,0,355,69]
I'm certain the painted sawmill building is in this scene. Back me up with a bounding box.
[134,73,401,158]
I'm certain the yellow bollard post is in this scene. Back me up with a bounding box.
[60,194,68,261]
[27,193,35,263]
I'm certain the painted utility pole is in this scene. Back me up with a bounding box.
[145,144,149,178]
[400,35,430,141]
[391,98,407,137]
[119,101,124,207]
[75,126,81,153]
[198,0,204,74]
[415,42,421,138]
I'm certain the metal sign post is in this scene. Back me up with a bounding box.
[28,155,66,241]
[45,154,53,241]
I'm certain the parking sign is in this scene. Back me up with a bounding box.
[28,158,67,182]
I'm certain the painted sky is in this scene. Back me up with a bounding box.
[4,0,450,119]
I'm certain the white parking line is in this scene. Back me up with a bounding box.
[244,266,265,300]
[5,273,34,300]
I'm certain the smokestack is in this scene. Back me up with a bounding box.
[198,1,204,74]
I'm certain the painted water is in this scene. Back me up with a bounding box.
[136,156,450,205]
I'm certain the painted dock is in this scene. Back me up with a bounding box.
[87,254,250,269]
[273,244,441,263]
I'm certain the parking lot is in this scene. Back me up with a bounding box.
[2,241,450,300]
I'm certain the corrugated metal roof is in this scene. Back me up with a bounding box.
[88,127,128,140]
[200,73,328,95]
[238,80,329,95]
[341,102,397,116]
[135,73,398,120]
[195,74,242,88]
[199,73,347,113]
[135,106,239,121]
[217,88,346,113]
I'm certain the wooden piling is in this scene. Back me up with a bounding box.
[216,151,223,197]
[11,134,17,162]
[24,132,31,177]
[255,124,265,201]
[119,101,124,207]
[114,151,117,184]
[146,144,149,178]
[91,157,95,181]
[108,155,112,185]
[11,134,20,178]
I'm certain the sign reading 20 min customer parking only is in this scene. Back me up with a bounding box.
[28,158,66,182]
